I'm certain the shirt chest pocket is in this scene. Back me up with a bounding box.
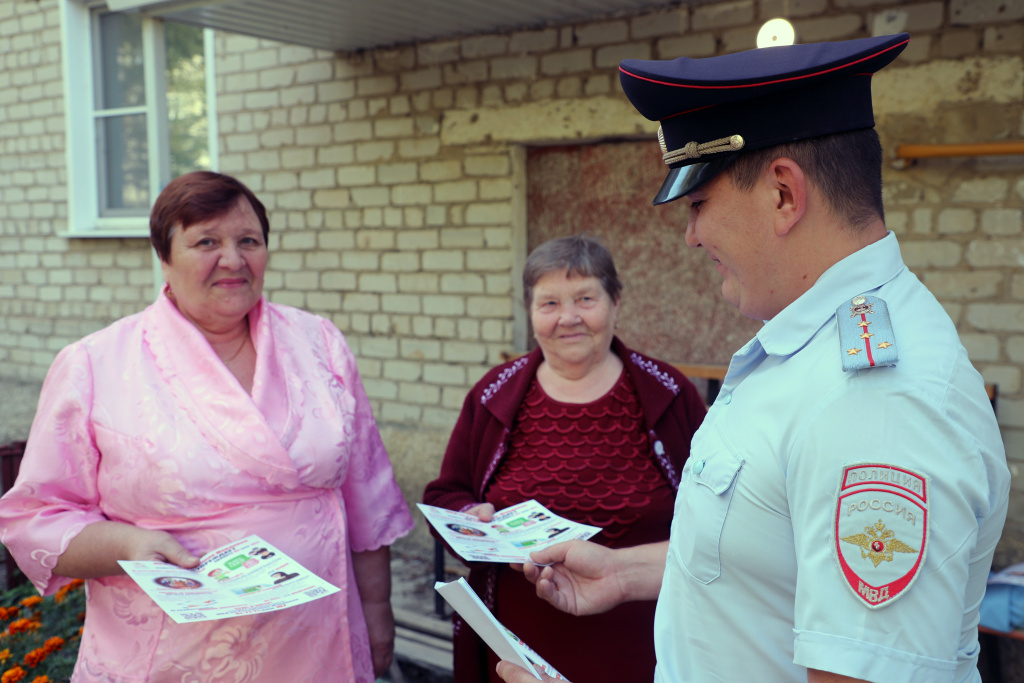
[671,449,744,584]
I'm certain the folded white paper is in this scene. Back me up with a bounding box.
[435,577,568,681]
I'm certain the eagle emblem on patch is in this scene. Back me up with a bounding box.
[833,463,929,608]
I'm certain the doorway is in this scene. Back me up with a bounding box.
[526,141,761,366]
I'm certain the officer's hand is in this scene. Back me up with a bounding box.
[520,540,625,616]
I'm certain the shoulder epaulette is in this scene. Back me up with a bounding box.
[837,294,898,372]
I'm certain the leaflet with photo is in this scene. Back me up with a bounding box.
[417,499,600,563]
[435,577,568,681]
[118,535,339,623]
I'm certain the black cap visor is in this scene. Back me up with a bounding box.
[652,154,738,206]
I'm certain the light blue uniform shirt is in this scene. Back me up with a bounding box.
[654,233,1009,683]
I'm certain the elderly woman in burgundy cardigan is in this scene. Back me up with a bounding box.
[424,234,706,683]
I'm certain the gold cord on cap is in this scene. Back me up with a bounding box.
[658,127,745,165]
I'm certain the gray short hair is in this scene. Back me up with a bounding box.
[523,234,622,308]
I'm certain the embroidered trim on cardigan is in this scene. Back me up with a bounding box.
[651,429,679,488]
[630,352,679,395]
[485,564,497,609]
[481,356,530,405]
[479,437,507,500]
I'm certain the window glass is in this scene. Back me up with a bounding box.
[96,12,147,215]
[98,113,149,212]
[97,12,144,109]
[63,1,215,234]
[166,22,209,178]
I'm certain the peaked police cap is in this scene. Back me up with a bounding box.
[619,33,910,204]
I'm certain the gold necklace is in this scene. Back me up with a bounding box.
[223,334,250,364]
[221,319,251,365]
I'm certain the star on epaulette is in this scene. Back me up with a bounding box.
[857,321,871,328]
[860,332,874,339]
[877,341,892,349]
[847,348,860,356]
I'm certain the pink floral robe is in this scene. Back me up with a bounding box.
[0,291,414,682]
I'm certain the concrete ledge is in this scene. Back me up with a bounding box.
[395,606,453,639]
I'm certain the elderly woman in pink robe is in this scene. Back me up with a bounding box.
[0,171,414,682]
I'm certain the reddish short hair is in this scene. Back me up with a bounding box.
[150,171,269,263]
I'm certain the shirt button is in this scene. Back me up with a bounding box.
[720,393,733,405]
[693,460,705,475]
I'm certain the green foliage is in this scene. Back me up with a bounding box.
[0,579,85,683]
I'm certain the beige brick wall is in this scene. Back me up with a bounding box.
[0,0,156,382]
[0,0,1022,555]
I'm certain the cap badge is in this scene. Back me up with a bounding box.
[658,127,745,165]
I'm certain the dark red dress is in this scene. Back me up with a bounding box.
[481,370,675,683]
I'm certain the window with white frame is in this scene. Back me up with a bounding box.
[61,1,217,236]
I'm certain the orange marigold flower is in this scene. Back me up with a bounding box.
[0,608,18,622]
[41,638,63,655]
[1,666,26,683]
[54,579,83,604]
[31,677,50,683]
[21,650,45,669]
[16,598,40,609]
[6,620,31,635]
[0,651,8,663]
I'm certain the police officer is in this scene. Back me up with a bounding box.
[496,33,1009,683]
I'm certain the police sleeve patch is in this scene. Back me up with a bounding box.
[833,463,929,608]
